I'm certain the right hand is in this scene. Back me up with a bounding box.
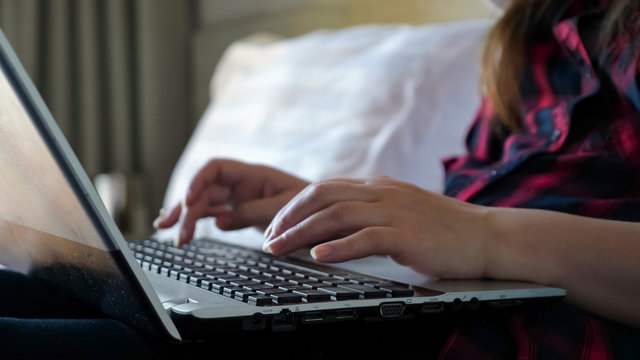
[153,159,309,246]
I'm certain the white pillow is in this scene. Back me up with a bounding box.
[158,19,493,243]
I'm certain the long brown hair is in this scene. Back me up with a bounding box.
[482,0,640,131]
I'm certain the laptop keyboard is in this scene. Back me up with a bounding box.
[129,239,414,306]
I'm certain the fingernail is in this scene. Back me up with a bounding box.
[152,217,162,230]
[152,209,167,229]
[262,241,273,254]
[310,245,332,261]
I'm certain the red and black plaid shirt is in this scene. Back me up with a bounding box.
[441,0,640,358]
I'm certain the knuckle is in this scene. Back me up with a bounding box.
[273,213,292,234]
[307,181,332,199]
[361,227,386,250]
[327,202,353,223]
[341,237,358,256]
[203,158,222,173]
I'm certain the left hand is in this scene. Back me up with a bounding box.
[263,176,491,279]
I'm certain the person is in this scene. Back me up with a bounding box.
[153,0,640,357]
[2,0,639,358]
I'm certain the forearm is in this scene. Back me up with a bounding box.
[485,207,640,327]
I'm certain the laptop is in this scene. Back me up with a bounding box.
[0,29,565,342]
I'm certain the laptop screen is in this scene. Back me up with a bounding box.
[0,32,168,336]
[0,64,112,261]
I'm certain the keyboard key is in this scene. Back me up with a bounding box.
[317,287,360,301]
[337,284,387,299]
[271,293,303,304]
[377,285,415,297]
[208,280,228,294]
[234,290,259,302]
[166,247,185,256]
[257,288,288,296]
[264,280,291,288]
[189,276,204,286]
[301,282,327,289]
[249,275,272,284]
[248,295,273,306]
[347,276,382,285]
[243,284,274,292]
[229,280,257,288]
[293,290,332,303]
[278,285,307,292]
[223,286,245,297]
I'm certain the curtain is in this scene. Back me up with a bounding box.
[0,0,195,237]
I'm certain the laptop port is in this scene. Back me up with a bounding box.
[242,313,266,330]
[420,302,444,313]
[449,298,464,311]
[467,297,480,310]
[302,311,324,324]
[272,309,297,331]
[335,308,357,320]
[379,302,405,318]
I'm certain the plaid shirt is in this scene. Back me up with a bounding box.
[441,1,640,359]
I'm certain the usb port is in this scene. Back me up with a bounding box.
[420,302,444,313]
[302,311,324,323]
[335,308,357,320]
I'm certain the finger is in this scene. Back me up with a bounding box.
[265,180,377,241]
[153,202,182,229]
[178,178,257,244]
[176,181,236,244]
[186,159,245,206]
[309,227,401,263]
[204,183,233,207]
[214,194,286,231]
[264,201,388,256]
[179,196,212,246]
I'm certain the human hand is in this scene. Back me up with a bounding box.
[154,159,309,246]
[263,176,491,279]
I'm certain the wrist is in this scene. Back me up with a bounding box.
[480,206,528,281]
[481,207,558,285]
